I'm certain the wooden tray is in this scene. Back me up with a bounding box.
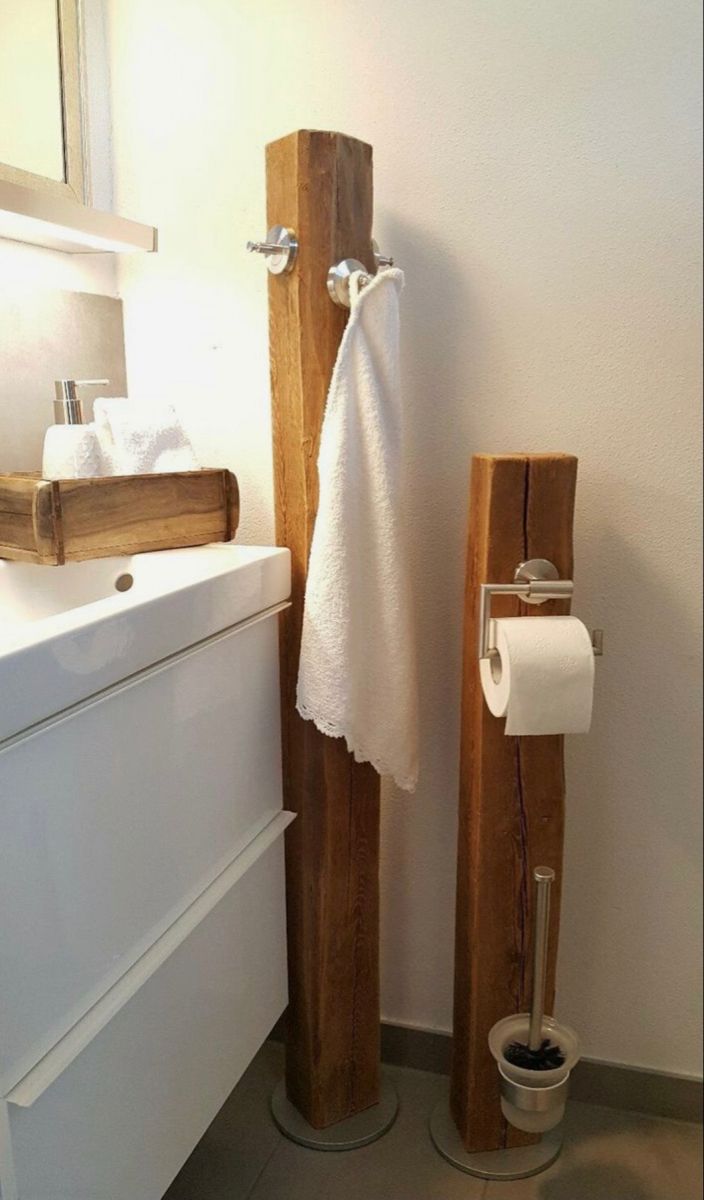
[0,469,239,565]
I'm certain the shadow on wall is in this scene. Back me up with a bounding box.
[384,211,478,774]
[376,211,486,1022]
[561,469,702,1062]
[569,468,702,844]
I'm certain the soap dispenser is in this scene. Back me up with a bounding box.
[42,379,108,480]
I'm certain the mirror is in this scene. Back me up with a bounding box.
[0,0,85,202]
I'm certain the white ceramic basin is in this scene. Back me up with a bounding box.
[2,556,145,625]
[0,543,291,743]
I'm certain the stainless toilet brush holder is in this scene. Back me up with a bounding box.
[488,1013,580,1134]
[488,867,580,1134]
[430,866,580,1180]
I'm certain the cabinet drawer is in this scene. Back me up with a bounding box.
[0,612,283,1090]
[3,819,289,1200]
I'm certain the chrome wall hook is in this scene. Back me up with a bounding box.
[478,558,603,660]
[326,258,368,307]
[327,238,395,308]
[246,225,298,274]
[372,238,394,270]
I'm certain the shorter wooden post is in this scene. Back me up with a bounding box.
[450,453,577,1153]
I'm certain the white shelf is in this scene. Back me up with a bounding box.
[0,178,157,254]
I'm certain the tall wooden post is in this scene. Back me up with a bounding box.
[450,453,577,1154]
[266,130,381,1130]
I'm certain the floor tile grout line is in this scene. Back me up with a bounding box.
[169,1045,704,1198]
[246,1127,288,1199]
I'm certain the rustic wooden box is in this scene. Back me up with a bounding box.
[0,469,239,565]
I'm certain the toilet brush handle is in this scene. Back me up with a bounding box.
[528,867,555,1052]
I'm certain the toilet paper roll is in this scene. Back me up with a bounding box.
[480,616,595,736]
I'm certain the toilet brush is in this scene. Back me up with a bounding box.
[504,867,566,1071]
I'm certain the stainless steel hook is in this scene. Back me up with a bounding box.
[372,239,394,270]
[327,238,395,308]
[326,258,369,307]
[246,225,298,274]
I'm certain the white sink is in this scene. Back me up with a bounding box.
[0,543,291,742]
[1,556,145,624]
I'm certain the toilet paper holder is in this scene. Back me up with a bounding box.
[479,559,604,661]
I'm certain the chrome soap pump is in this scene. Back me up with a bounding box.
[42,379,108,480]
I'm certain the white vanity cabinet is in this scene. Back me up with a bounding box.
[0,545,292,1200]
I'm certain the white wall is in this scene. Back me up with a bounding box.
[0,239,116,295]
[0,240,116,477]
[106,0,703,1076]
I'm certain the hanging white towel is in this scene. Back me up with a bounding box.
[296,268,419,792]
[93,398,200,476]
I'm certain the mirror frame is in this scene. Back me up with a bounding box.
[0,0,86,203]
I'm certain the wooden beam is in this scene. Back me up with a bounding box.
[266,130,381,1130]
[450,453,577,1153]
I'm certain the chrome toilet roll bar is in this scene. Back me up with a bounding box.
[479,559,604,661]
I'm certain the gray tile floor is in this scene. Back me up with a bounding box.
[165,1042,702,1199]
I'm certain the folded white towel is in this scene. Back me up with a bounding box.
[296,268,419,792]
[93,398,200,476]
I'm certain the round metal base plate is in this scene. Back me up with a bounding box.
[514,558,559,603]
[326,258,367,308]
[271,1076,399,1151]
[429,1098,562,1181]
[263,225,298,275]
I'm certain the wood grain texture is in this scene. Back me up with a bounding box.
[450,453,577,1154]
[266,130,381,1129]
[0,470,239,565]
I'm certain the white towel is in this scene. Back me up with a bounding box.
[296,268,419,792]
[93,398,200,476]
